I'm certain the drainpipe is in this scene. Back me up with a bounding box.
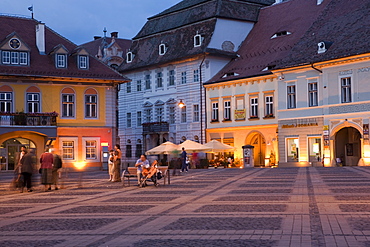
[311,63,323,73]
[199,55,206,144]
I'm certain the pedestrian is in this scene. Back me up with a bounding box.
[135,154,150,186]
[40,147,54,191]
[51,149,62,190]
[180,147,188,172]
[20,148,35,193]
[112,144,122,182]
[108,150,114,181]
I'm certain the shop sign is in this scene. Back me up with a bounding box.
[234,109,246,120]
[282,122,318,128]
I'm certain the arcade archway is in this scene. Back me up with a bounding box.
[246,132,266,167]
[335,127,361,166]
[0,138,36,170]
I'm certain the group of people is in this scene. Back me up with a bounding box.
[14,146,62,193]
[107,144,122,182]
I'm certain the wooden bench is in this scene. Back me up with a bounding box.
[122,166,170,187]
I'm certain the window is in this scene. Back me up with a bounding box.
[135,144,143,158]
[144,108,152,123]
[194,34,202,47]
[56,54,66,68]
[193,69,200,82]
[126,52,133,63]
[181,71,187,84]
[11,52,19,64]
[126,81,131,93]
[0,92,12,112]
[27,93,40,113]
[287,85,296,109]
[169,70,175,86]
[265,95,273,116]
[156,72,163,88]
[126,145,132,158]
[287,138,299,162]
[85,95,97,118]
[137,111,142,126]
[2,51,10,64]
[155,106,164,122]
[181,106,187,123]
[127,113,132,127]
[193,104,200,122]
[341,77,351,103]
[169,106,175,124]
[20,52,27,65]
[79,55,88,69]
[159,44,167,55]
[224,100,231,120]
[85,140,97,159]
[145,74,151,90]
[236,98,244,110]
[250,97,258,118]
[308,82,318,107]
[211,102,219,121]
[309,137,321,162]
[62,141,74,160]
[136,80,142,91]
[62,94,74,117]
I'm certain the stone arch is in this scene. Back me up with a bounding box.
[245,131,266,167]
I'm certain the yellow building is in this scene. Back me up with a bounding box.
[0,16,129,170]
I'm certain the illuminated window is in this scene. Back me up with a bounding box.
[286,138,299,162]
[62,141,74,160]
[85,140,97,159]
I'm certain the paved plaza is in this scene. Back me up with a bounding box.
[1,167,370,246]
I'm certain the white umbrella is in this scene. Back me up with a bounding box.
[177,140,211,153]
[204,140,236,153]
[145,141,178,155]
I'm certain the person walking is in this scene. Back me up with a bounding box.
[135,154,149,186]
[51,149,62,190]
[108,150,114,181]
[20,148,35,193]
[40,147,54,191]
[180,147,188,172]
[112,144,122,182]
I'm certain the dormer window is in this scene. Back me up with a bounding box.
[1,51,29,65]
[78,55,88,69]
[271,31,292,39]
[194,34,202,47]
[159,44,167,55]
[56,54,67,68]
[126,51,133,63]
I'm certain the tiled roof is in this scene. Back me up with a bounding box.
[0,16,129,81]
[81,37,132,58]
[207,0,330,84]
[276,0,370,69]
[134,0,273,39]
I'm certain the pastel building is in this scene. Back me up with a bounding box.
[0,16,128,170]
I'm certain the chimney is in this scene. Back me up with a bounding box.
[36,23,46,55]
[111,32,118,38]
[94,36,101,40]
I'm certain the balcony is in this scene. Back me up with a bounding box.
[0,112,58,126]
[142,121,169,134]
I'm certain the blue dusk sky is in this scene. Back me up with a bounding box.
[1,0,181,44]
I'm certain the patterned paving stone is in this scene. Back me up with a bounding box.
[347,218,370,231]
[326,183,370,187]
[0,240,65,247]
[0,218,118,231]
[325,179,370,183]
[166,184,208,188]
[162,217,282,230]
[214,195,290,201]
[2,198,74,204]
[59,205,153,214]
[231,189,292,194]
[331,188,370,193]
[195,204,287,212]
[134,190,195,195]
[104,197,179,202]
[339,204,370,212]
[133,239,277,247]
[0,207,32,214]
[239,183,293,188]
[335,195,370,201]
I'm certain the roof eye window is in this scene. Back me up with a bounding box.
[194,34,203,47]
[159,43,167,55]
[271,31,291,39]
[126,51,134,63]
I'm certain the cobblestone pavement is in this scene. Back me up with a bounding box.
[2,167,370,246]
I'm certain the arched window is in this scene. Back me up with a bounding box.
[61,87,75,118]
[26,86,40,113]
[0,85,13,112]
[85,88,97,118]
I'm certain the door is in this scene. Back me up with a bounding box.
[335,127,361,166]
[251,133,266,167]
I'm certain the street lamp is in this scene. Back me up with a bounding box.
[178,99,185,108]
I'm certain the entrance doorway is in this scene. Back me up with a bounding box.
[247,133,266,167]
[0,138,36,170]
[335,127,361,166]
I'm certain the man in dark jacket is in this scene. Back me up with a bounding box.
[20,149,35,192]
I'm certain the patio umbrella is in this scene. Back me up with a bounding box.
[204,140,236,153]
[177,140,211,153]
[145,141,178,155]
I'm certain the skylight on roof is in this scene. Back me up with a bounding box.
[222,72,240,78]
[271,31,292,39]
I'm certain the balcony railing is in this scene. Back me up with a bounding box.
[0,112,58,126]
[142,121,169,133]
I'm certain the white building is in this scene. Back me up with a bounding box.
[118,0,274,165]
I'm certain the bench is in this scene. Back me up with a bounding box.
[122,166,170,187]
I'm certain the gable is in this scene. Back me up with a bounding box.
[0,32,30,52]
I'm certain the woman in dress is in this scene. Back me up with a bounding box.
[108,150,114,181]
[112,145,122,182]
[40,147,54,191]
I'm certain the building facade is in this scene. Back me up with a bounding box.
[118,0,274,165]
[0,16,128,171]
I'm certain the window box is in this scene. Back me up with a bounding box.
[211,119,219,123]
[263,114,275,119]
[248,116,259,120]
[222,119,232,122]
